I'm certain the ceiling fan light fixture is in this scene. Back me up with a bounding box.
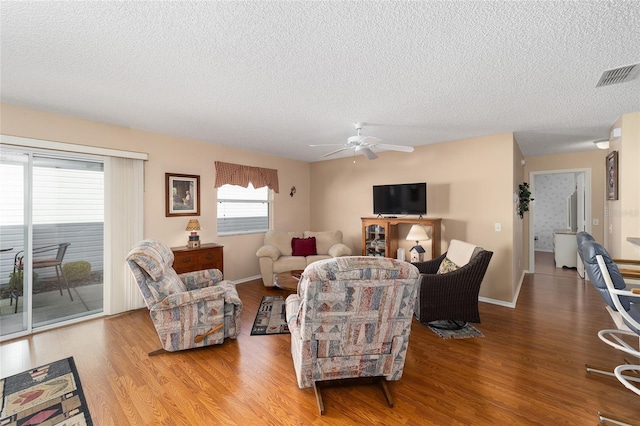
[310,121,413,160]
[593,139,609,150]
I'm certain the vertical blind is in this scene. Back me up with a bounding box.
[105,156,145,314]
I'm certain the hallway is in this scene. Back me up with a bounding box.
[535,250,579,279]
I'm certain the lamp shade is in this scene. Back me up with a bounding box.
[406,224,429,242]
[185,219,201,231]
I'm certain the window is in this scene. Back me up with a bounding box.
[32,157,105,224]
[217,183,270,236]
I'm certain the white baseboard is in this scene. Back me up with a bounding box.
[478,270,526,309]
[232,275,261,284]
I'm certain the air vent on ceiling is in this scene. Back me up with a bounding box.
[596,63,640,87]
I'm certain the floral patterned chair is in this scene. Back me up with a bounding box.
[126,239,242,354]
[285,256,420,414]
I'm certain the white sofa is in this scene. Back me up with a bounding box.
[256,230,352,287]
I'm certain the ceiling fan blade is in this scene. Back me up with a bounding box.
[310,143,346,147]
[360,136,381,144]
[349,135,381,145]
[359,147,378,160]
[372,143,414,153]
[321,147,352,157]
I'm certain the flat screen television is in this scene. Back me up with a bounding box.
[373,182,427,216]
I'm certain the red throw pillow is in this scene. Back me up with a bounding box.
[291,237,317,256]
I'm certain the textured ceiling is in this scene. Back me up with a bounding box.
[1,1,639,162]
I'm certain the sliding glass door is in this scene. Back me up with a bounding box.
[0,147,104,338]
[0,150,29,336]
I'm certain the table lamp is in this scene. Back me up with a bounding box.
[406,224,429,262]
[185,219,201,248]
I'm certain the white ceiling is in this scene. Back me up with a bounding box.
[1,1,639,162]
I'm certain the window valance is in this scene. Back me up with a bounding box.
[214,161,279,193]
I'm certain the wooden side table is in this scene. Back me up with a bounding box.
[274,270,302,292]
[171,243,224,275]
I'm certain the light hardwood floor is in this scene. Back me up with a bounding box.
[1,255,639,425]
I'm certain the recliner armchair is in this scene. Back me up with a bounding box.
[126,239,242,354]
[285,256,420,414]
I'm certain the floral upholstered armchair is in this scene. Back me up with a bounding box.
[285,256,420,414]
[126,239,242,354]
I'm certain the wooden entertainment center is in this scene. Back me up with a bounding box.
[361,217,442,260]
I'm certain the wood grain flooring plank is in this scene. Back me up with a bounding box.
[2,258,640,424]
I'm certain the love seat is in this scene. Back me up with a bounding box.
[256,230,352,287]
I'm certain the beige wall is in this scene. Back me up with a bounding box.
[606,112,640,259]
[523,149,607,269]
[310,133,518,303]
[512,139,525,296]
[8,102,588,304]
[0,103,311,281]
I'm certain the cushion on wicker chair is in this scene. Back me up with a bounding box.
[446,239,478,267]
[437,257,459,274]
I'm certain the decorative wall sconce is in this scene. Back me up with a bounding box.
[290,186,296,197]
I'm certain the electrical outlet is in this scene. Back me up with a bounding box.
[494,223,502,232]
[593,218,599,226]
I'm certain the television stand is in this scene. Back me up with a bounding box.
[361,217,442,260]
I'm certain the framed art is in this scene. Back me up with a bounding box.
[606,151,618,200]
[166,173,200,217]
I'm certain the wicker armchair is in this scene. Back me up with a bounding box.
[412,240,493,327]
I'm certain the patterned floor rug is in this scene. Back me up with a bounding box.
[251,295,290,335]
[0,356,93,425]
[428,320,484,339]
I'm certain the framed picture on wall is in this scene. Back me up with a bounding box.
[166,173,200,216]
[606,151,618,200]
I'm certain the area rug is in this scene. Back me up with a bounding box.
[251,295,290,335]
[0,356,93,425]
[428,320,484,339]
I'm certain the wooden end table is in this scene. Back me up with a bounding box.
[274,270,303,292]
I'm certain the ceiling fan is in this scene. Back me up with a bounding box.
[311,122,414,160]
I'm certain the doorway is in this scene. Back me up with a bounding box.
[0,147,104,338]
[528,169,591,275]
